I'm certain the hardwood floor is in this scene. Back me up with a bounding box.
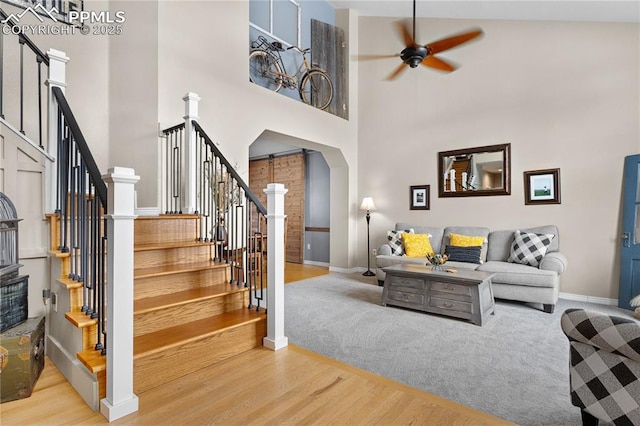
[1,346,510,425]
[1,265,512,425]
[285,262,330,284]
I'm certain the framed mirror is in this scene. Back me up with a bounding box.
[438,143,511,197]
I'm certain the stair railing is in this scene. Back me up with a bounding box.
[51,85,109,353]
[160,118,269,311]
[0,8,50,152]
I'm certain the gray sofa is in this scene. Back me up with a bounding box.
[376,223,568,313]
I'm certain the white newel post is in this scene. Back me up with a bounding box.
[462,172,468,190]
[45,48,69,214]
[263,183,288,351]
[183,92,201,214]
[100,167,140,421]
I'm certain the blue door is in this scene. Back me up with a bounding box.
[619,154,640,308]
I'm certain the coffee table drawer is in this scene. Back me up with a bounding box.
[429,296,472,314]
[388,290,425,306]
[430,281,471,296]
[387,276,426,292]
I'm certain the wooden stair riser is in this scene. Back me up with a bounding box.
[133,318,266,393]
[57,278,84,312]
[134,291,248,337]
[134,267,230,300]
[66,313,99,351]
[134,215,199,245]
[135,245,214,269]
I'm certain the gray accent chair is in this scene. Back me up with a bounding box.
[561,309,640,425]
[376,223,568,313]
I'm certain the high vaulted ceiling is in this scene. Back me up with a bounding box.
[327,1,640,23]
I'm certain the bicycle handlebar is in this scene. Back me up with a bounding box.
[287,45,311,55]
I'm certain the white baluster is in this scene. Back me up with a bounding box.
[449,169,456,192]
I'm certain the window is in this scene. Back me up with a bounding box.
[249,0,300,47]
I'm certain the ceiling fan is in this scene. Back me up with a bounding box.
[361,0,484,80]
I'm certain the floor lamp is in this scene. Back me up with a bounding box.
[360,197,376,276]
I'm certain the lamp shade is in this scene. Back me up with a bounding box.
[359,197,376,211]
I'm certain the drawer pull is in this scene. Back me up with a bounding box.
[444,285,456,291]
[441,302,454,309]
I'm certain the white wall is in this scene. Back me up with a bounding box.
[357,17,639,299]
[108,1,160,208]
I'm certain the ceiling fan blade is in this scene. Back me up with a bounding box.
[386,63,408,81]
[422,55,457,73]
[356,54,400,61]
[396,20,417,48]
[426,28,484,54]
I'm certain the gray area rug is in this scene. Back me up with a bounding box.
[284,273,636,425]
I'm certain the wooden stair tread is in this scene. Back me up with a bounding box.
[77,349,106,373]
[135,240,218,252]
[49,249,70,259]
[57,277,83,289]
[134,260,228,279]
[66,311,98,328]
[134,309,265,358]
[134,283,247,314]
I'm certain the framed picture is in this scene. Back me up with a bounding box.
[524,168,561,205]
[410,185,430,210]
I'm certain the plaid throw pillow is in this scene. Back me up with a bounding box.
[387,229,414,256]
[507,230,555,267]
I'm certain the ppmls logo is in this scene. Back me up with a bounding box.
[1,4,59,24]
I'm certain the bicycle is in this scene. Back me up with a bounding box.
[249,36,334,111]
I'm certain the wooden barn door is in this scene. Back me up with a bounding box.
[249,153,305,264]
[311,19,346,119]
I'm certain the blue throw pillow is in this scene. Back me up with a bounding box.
[445,245,482,264]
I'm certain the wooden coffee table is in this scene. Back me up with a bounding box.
[381,264,496,326]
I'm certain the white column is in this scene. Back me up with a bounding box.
[100,167,140,421]
[44,49,69,214]
[183,92,201,214]
[461,172,468,190]
[263,183,288,351]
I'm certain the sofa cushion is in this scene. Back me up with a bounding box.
[376,254,427,269]
[446,260,480,271]
[387,229,414,256]
[478,261,559,288]
[508,230,555,267]
[402,233,435,257]
[443,227,490,262]
[444,245,482,264]
[396,223,444,253]
[486,230,515,261]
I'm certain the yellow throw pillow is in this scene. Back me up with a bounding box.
[402,233,434,258]
[450,233,486,247]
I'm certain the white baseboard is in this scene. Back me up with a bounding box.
[303,260,330,267]
[134,207,161,216]
[559,292,618,306]
[47,336,100,411]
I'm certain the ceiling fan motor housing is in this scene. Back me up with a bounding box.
[401,46,428,68]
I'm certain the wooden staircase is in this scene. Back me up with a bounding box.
[53,213,267,399]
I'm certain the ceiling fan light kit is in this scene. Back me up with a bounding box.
[361,0,484,80]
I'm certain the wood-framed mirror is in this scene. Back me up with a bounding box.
[438,143,511,197]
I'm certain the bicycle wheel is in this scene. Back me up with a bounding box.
[299,70,333,110]
[249,50,283,92]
